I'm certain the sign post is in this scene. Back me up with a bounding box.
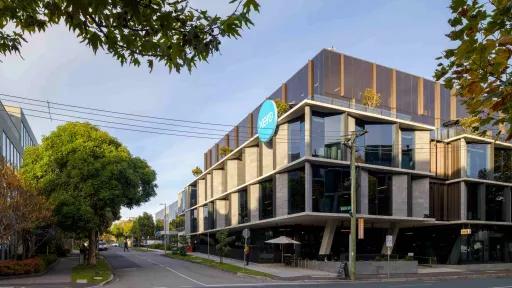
[242,229,250,269]
[385,235,393,279]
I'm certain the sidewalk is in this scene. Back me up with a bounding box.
[0,253,89,287]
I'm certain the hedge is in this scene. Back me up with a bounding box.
[0,254,58,276]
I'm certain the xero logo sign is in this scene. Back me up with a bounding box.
[257,100,278,143]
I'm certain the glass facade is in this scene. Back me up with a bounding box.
[313,49,342,97]
[494,148,512,182]
[190,186,197,207]
[286,64,308,104]
[486,185,506,222]
[396,71,418,120]
[312,165,351,213]
[311,112,344,160]
[467,144,489,179]
[190,209,197,233]
[288,116,305,162]
[356,121,394,167]
[368,172,392,216]
[466,183,481,220]
[238,189,249,224]
[401,130,415,169]
[376,65,392,110]
[2,131,20,169]
[288,170,305,214]
[260,180,274,220]
[238,114,252,145]
[344,55,372,103]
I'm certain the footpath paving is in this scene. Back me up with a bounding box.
[0,253,89,288]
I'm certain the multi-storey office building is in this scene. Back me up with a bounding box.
[179,48,512,264]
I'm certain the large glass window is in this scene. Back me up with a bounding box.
[440,87,451,124]
[344,55,372,103]
[467,144,489,179]
[190,186,197,207]
[312,165,351,213]
[313,49,342,97]
[288,117,305,162]
[238,114,252,145]
[288,170,305,214]
[259,180,274,220]
[466,183,481,220]
[356,121,394,167]
[368,172,392,216]
[286,64,308,104]
[376,65,392,110]
[494,148,512,182]
[312,112,343,160]
[206,203,215,230]
[238,189,249,224]
[401,130,415,170]
[191,209,197,233]
[396,71,418,117]
[486,185,505,222]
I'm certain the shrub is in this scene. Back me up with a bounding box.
[0,257,45,276]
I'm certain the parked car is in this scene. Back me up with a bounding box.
[98,241,108,251]
[111,243,119,247]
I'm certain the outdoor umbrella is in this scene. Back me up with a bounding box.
[265,236,301,264]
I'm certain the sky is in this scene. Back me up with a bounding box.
[0,0,452,219]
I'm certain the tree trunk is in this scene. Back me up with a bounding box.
[88,230,97,265]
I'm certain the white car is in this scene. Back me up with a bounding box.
[111,243,119,247]
[98,241,108,251]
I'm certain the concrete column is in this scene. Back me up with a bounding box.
[244,146,259,182]
[412,178,429,218]
[198,206,204,233]
[275,173,288,217]
[394,124,401,168]
[504,187,511,222]
[478,183,486,221]
[261,141,274,175]
[185,211,191,234]
[460,182,467,220]
[197,179,206,205]
[215,199,228,228]
[305,105,312,157]
[212,169,226,197]
[305,162,313,212]
[206,173,212,200]
[319,220,337,256]
[489,143,495,180]
[226,159,244,191]
[359,169,368,214]
[248,184,260,221]
[392,174,408,217]
[230,192,239,226]
[415,130,431,172]
[275,123,288,169]
[346,115,355,160]
[461,139,467,178]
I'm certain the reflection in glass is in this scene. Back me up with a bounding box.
[260,180,274,220]
[288,170,305,214]
[238,189,249,224]
[312,112,343,160]
[467,144,489,179]
[494,148,512,182]
[466,183,481,220]
[288,117,305,162]
[368,172,392,216]
[191,209,197,233]
[401,130,415,169]
[312,165,351,213]
[486,185,505,222]
[356,120,394,167]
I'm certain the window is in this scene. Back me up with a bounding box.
[494,148,512,182]
[313,49,341,97]
[368,172,392,216]
[401,130,415,169]
[466,183,481,220]
[238,189,249,224]
[311,112,344,160]
[486,185,505,222]
[259,180,274,220]
[288,117,305,162]
[189,186,197,207]
[207,202,215,230]
[467,144,489,179]
[312,165,351,213]
[191,209,198,233]
[356,121,394,167]
[286,64,308,104]
[288,170,305,214]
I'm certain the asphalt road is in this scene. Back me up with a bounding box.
[103,247,512,288]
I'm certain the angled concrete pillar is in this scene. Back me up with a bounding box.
[275,123,289,169]
[212,169,226,198]
[381,224,399,255]
[244,146,259,182]
[319,220,337,256]
[275,172,288,217]
[249,184,260,221]
[412,177,429,218]
[392,174,408,217]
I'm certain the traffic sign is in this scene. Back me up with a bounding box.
[385,235,393,248]
[242,228,250,239]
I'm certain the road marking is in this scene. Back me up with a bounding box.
[490,286,512,288]
[165,266,206,286]
[389,284,433,288]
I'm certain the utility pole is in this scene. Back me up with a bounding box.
[161,202,168,255]
[344,130,367,281]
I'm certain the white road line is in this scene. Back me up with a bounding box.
[390,284,433,288]
[490,286,512,288]
[165,266,207,286]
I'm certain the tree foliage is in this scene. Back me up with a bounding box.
[274,99,290,117]
[132,212,155,244]
[109,219,134,240]
[215,230,234,264]
[435,0,512,139]
[0,0,260,73]
[192,166,203,177]
[21,122,157,264]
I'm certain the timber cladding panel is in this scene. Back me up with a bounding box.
[429,182,461,221]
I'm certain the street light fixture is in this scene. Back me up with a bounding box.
[160,203,167,255]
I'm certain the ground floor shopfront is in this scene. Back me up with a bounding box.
[190,222,512,265]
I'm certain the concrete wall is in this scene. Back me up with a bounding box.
[261,142,274,175]
[212,169,226,198]
[206,174,212,200]
[249,184,260,221]
[197,179,206,205]
[197,206,204,233]
[245,147,259,182]
[411,177,429,218]
[392,174,408,217]
[460,181,467,220]
[226,159,244,191]
[275,173,288,217]
[185,210,191,234]
[360,169,368,214]
[414,130,431,172]
[230,193,239,226]
[275,123,288,169]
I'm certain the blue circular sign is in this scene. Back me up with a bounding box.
[257,100,278,143]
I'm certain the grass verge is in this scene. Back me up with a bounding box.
[71,257,112,285]
[165,253,272,278]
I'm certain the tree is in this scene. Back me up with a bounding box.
[132,212,155,246]
[110,219,133,241]
[435,0,512,139]
[215,230,234,264]
[0,159,52,260]
[21,122,157,265]
[155,219,164,234]
[192,166,203,177]
[0,0,260,73]
[274,99,290,117]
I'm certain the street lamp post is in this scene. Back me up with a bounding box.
[160,203,167,255]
